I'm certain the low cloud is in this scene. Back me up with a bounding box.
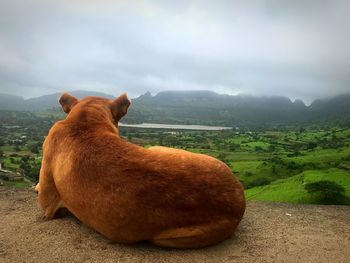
[0,0,349,103]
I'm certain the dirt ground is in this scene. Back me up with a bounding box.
[1,187,349,263]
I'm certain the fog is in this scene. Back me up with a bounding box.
[0,0,349,103]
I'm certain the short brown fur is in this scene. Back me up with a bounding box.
[37,92,246,248]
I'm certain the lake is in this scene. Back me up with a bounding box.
[119,122,232,131]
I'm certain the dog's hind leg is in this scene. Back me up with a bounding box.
[37,166,64,220]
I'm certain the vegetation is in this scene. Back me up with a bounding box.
[1,90,350,128]
[124,91,350,128]
[305,180,346,204]
[0,110,349,205]
[245,169,350,205]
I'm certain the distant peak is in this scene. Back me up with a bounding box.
[137,91,153,100]
[293,99,306,107]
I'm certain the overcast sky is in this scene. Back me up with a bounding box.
[0,0,349,103]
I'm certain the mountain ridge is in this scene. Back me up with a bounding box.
[0,90,114,111]
[0,90,349,127]
[125,90,350,127]
[0,89,344,109]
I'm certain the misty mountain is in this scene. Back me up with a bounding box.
[0,93,25,111]
[0,90,114,111]
[125,90,350,127]
[124,90,310,126]
[0,90,349,127]
[309,93,350,119]
[24,90,115,111]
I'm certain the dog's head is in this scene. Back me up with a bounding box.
[59,93,131,125]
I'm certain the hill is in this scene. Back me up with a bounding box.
[125,91,310,126]
[0,93,24,111]
[0,90,114,111]
[246,169,350,204]
[309,93,350,121]
[125,91,350,127]
[24,90,114,111]
[1,187,349,263]
[0,90,350,127]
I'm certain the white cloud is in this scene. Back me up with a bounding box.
[0,0,349,102]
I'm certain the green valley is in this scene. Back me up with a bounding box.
[1,109,349,205]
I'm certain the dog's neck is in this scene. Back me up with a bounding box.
[65,107,120,136]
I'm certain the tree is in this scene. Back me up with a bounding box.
[27,162,41,181]
[14,145,21,152]
[229,143,240,151]
[217,153,229,165]
[254,146,264,152]
[127,133,133,142]
[268,144,276,152]
[307,142,317,151]
[157,133,164,146]
[163,135,177,147]
[28,143,40,154]
[0,149,4,162]
[305,180,346,204]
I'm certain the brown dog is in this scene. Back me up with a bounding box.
[36,93,246,248]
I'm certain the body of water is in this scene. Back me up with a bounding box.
[119,123,232,131]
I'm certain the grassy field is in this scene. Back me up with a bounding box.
[181,128,350,204]
[1,110,349,205]
[245,169,350,205]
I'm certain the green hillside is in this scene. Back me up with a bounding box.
[246,169,350,205]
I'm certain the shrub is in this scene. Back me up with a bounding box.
[244,171,253,177]
[28,142,40,154]
[217,153,229,164]
[305,180,346,204]
[286,151,301,157]
[254,146,264,152]
[285,161,302,170]
[245,178,271,189]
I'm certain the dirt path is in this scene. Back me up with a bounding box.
[1,187,349,263]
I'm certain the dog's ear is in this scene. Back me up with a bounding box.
[110,93,131,122]
[59,93,78,114]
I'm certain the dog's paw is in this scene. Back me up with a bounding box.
[34,183,40,194]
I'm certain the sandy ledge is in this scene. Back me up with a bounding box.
[1,187,349,263]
